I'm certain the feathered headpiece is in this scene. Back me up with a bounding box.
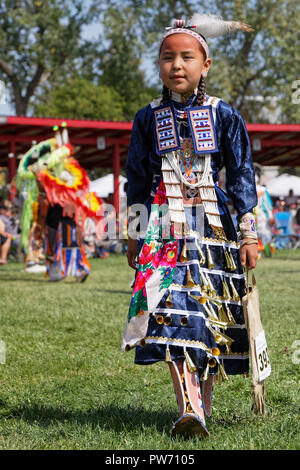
[188,13,254,38]
[160,14,254,57]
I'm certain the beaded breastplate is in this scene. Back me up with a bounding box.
[151,96,226,240]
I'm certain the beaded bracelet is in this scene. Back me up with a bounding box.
[239,212,257,240]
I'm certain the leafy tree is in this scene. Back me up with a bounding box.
[34,77,125,121]
[0,0,103,115]
[98,4,159,120]
[205,0,300,122]
[23,1,162,120]
[2,0,299,124]
[98,0,197,119]
[123,0,300,123]
[122,0,196,43]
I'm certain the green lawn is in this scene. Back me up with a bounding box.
[0,250,299,450]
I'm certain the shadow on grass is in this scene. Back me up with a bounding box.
[0,403,176,434]
[273,269,300,273]
[0,274,80,284]
[0,276,47,283]
[0,401,261,436]
[84,289,132,295]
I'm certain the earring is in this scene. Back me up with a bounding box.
[202,71,207,78]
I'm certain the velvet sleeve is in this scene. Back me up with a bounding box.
[222,107,257,218]
[126,107,154,206]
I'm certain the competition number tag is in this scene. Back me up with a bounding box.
[255,330,271,382]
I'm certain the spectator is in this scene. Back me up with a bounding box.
[0,202,14,264]
[273,198,285,213]
[296,207,300,228]
[285,189,298,209]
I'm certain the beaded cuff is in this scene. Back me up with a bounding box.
[239,212,257,239]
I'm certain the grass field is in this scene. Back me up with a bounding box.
[0,250,299,450]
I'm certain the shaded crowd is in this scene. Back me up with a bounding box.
[0,197,21,264]
[0,193,127,268]
[256,187,300,254]
[272,189,300,236]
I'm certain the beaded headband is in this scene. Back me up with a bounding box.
[160,23,210,58]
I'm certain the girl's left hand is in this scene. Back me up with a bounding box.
[240,239,258,270]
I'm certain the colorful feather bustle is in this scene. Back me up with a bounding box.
[38,160,103,229]
[37,158,89,203]
[16,127,105,253]
[80,192,103,220]
[19,178,39,251]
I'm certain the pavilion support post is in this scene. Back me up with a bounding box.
[113,141,120,218]
[8,140,16,183]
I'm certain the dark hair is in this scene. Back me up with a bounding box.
[161,75,206,106]
[195,75,206,106]
[161,84,170,104]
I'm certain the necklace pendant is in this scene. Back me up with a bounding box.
[184,171,196,182]
[186,187,198,198]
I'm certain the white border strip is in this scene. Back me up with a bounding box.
[168,286,243,304]
[145,337,208,352]
[153,308,246,328]
[176,261,245,280]
[186,237,239,250]
[218,354,249,360]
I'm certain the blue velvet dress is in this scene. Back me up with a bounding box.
[125,95,257,377]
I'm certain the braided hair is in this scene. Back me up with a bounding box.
[195,75,206,106]
[161,84,170,104]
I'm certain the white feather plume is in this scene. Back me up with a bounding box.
[188,13,254,38]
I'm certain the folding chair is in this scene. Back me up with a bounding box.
[272,212,300,249]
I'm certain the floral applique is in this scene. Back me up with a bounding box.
[127,180,178,322]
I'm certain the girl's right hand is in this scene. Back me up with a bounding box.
[127,237,138,269]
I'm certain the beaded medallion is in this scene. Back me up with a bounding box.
[187,106,219,155]
[153,104,180,154]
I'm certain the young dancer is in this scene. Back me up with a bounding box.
[123,14,258,438]
[17,125,103,282]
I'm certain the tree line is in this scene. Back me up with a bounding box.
[0,0,299,123]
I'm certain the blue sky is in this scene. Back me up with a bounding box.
[0,91,13,116]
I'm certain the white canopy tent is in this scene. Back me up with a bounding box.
[266,173,300,197]
[90,173,127,198]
